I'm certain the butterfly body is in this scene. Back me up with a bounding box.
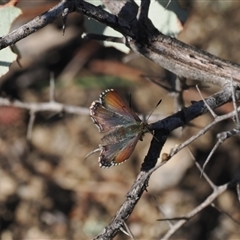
[101,122,144,144]
[88,89,148,168]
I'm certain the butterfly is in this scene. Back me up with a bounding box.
[86,89,149,168]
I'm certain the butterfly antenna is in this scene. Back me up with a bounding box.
[129,93,132,108]
[146,99,162,122]
[85,148,101,160]
[143,99,162,142]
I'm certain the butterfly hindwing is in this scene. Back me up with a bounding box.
[99,134,141,168]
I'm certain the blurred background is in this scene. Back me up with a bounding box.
[1,0,240,239]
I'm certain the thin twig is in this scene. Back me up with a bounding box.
[197,79,240,174]
[0,98,89,115]
[202,128,240,173]
[211,203,240,225]
[202,140,221,174]
[161,179,239,240]
[152,195,174,228]
[187,148,216,190]
[165,0,171,10]
[169,106,240,158]
[196,85,217,118]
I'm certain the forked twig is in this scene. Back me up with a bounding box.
[170,83,240,158]
[201,77,240,172]
[161,179,239,240]
[0,77,88,140]
[202,129,240,173]
[154,150,239,239]
[0,97,89,115]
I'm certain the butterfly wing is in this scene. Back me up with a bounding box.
[99,134,141,168]
[90,102,135,132]
[100,89,141,122]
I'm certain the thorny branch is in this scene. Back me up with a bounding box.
[1,0,240,86]
[1,0,240,239]
[94,85,240,238]
[0,95,88,140]
[0,85,238,239]
[0,97,88,115]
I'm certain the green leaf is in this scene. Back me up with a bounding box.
[0,6,22,77]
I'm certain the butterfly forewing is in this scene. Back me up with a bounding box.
[90,102,134,132]
[100,89,141,122]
